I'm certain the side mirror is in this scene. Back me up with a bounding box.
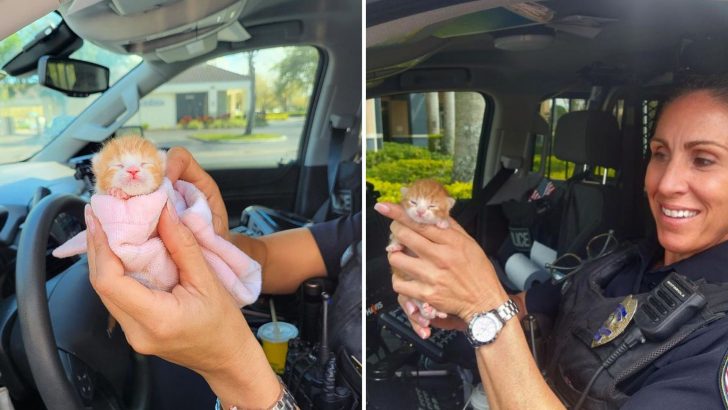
[38,56,109,97]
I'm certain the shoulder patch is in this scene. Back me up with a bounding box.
[719,346,728,409]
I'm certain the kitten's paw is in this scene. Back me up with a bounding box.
[386,243,404,252]
[436,220,450,229]
[109,187,130,200]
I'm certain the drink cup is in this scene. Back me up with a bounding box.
[257,322,298,374]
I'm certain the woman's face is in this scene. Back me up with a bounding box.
[645,90,728,264]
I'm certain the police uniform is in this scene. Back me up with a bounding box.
[527,239,728,409]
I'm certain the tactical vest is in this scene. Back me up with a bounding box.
[543,244,728,409]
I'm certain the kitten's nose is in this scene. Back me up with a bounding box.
[126,166,140,177]
[416,209,425,217]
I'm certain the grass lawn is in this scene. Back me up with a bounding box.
[190,133,282,142]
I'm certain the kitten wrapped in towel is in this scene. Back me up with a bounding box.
[53,135,262,307]
[387,178,455,320]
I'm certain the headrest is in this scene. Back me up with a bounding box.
[554,111,621,169]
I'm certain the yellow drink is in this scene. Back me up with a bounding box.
[261,339,289,374]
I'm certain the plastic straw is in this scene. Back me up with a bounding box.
[269,298,281,337]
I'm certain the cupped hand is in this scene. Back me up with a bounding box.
[165,147,230,240]
[85,201,252,375]
[398,294,466,339]
[377,202,508,322]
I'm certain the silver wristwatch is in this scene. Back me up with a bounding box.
[465,299,519,347]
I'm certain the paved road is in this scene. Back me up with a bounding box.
[0,118,307,169]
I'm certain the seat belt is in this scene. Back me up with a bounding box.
[314,114,353,222]
[455,166,514,228]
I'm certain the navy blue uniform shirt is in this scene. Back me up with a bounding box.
[308,212,362,280]
[527,239,728,409]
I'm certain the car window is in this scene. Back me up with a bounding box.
[0,13,142,165]
[366,91,488,202]
[127,46,319,170]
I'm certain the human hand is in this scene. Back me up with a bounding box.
[376,202,508,322]
[85,201,253,375]
[165,147,230,240]
[398,294,466,339]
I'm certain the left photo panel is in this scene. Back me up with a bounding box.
[0,0,362,409]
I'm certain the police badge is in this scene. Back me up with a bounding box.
[592,295,639,348]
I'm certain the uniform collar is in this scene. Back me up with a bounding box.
[647,240,728,284]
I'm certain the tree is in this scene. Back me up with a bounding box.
[255,75,276,113]
[425,92,440,136]
[452,92,484,182]
[0,33,21,68]
[273,47,317,112]
[440,91,455,155]
[245,51,257,135]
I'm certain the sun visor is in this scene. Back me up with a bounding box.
[59,0,250,62]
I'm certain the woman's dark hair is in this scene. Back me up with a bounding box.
[653,75,728,130]
[665,74,728,107]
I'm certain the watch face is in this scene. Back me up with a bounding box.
[471,313,501,343]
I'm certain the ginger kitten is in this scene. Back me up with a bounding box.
[387,179,455,320]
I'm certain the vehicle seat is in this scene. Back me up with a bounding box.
[553,110,622,257]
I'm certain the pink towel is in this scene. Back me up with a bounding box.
[52,178,262,307]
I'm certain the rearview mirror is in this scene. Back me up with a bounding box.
[38,56,109,97]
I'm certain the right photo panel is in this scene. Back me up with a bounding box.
[366,1,728,409]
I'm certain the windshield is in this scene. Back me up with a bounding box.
[0,13,142,165]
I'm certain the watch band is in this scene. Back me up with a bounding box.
[496,298,519,322]
[215,376,297,410]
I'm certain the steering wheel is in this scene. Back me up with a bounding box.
[15,193,148,410]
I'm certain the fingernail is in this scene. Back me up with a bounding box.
[405,301,416,315]
[166,200,178,223]
[84,204,95,236]
[418,328,428,339]
[374,203,389,214]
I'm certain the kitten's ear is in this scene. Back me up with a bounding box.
[400,187,409,196]
[446,197,456,210]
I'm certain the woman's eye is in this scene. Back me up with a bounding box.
[694,157,715,167]
[650,151,667,161]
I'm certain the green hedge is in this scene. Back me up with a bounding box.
[367,142,473,202]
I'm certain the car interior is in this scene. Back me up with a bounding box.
[365,0,728,408]
[0,0,361,409]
